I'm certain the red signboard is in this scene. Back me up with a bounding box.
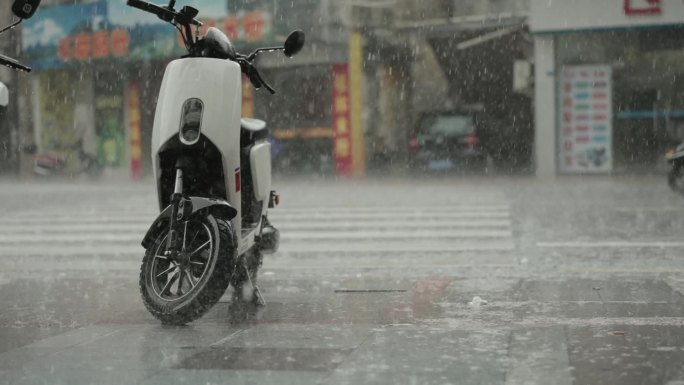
[332,64,352,176]
[624,0,661,15]
[58,29,129,61]
[128,82,142,180]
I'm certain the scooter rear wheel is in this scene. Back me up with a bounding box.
[139,214,235,325]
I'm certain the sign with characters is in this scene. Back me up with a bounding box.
[559,65,613,174]
[624,0,662,15]
[531,0,683,33]
[332,64,352,176]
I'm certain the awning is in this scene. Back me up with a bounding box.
[456,25,523,50]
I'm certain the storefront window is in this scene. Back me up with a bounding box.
[556,28,684,172]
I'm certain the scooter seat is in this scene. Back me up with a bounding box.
[241,118,268,143]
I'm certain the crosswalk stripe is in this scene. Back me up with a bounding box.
[278,241,516,253]
[276,220,512,230]
[0,234,144,243]
[0,229,512,243]
[6,210,509,220]
[0,216,157,224]
[281,229,513,240]
[270,212,510,220]
[0,202,515,258]
[0,220,510,234]
[0,244,145,255]
[273,205,511,213]
[0,240,516,256]
[0,229,512,244]
[0,224,150,233]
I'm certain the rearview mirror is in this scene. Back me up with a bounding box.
[12,0,41,19]
[283,30,305,58]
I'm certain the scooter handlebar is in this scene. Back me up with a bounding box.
[126,0,175,22]
[0,53,31,72]
[126,0,200,25]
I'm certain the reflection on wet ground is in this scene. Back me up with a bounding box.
[4,273,684,384]
[3,177,684,384]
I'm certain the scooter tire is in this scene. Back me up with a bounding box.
[139,215,235,325]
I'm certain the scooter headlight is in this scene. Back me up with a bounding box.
[179,98,203,145]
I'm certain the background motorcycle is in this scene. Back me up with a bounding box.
[0,0,40,72]
[127,0,304,325]
[28,139,102,178]
[666,142,684,196]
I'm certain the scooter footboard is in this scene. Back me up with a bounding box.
[141,197,237,248]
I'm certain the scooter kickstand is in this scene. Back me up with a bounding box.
[244,265,266,307]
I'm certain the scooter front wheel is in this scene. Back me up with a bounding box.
[139,214,235,325]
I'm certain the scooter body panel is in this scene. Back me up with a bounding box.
[152,58,247,246]
[249,142,272,202]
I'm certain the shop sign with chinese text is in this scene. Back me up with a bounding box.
[22,0,282,70]
[332,64,353,176]
[531,0,684,33]
[559,65,613,174]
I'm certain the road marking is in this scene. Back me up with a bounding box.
[0,216,156,224]
[279,241,516,253]
[281,229,513,240]
[275,205,510,213]
[0,224,149,233]
[560,267,684,274]
[0,202,515,258]
[277,219,512,230]
[537,241,684,248]
[426,317,684,328]
[272,211,510,220]
[0,233,144,243]
[613,206,684,212]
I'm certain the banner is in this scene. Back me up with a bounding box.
[332,64,352,176]
[559,65,613,173]
[128,82,142,179]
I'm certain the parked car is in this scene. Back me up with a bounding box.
[408,110,487,172]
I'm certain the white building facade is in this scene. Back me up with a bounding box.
[531,0,684,176]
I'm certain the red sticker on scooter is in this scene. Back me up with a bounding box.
[235,168,241,192]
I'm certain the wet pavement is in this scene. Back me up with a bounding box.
[1,175,684,384]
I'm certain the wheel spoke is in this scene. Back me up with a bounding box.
[184,271,197,290]
[189,240,211,256]
[182,221,188,250]
[188,228,200,251]
[149,221,215,302]
[177,270,187,295]
[156,262,178,278]
[161,270,179,295]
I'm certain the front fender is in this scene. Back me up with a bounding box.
[141,197,237,249]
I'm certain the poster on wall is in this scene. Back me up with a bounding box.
[559,65,613,173]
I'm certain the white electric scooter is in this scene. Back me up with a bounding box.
[127,0,304,325]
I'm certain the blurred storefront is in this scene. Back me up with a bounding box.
[347,0,534,174]
[531,0,684,177]
[18,0,339,178]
